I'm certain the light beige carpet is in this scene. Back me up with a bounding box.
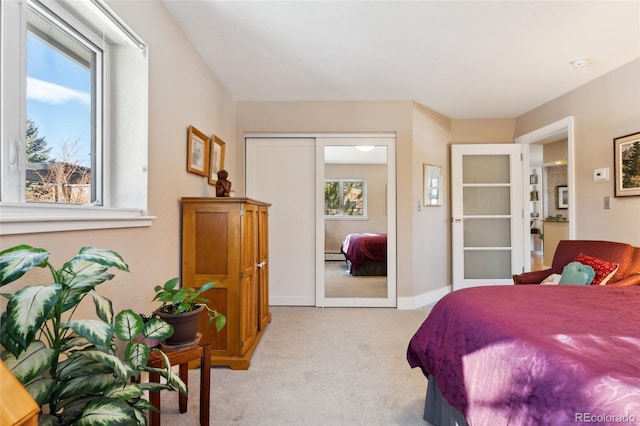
[159,306,432,425]
[324,260,387,298]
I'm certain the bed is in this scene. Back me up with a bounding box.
[340,233,387,276]
[406,285,640,425]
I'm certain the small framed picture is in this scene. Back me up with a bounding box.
[187,125,209,177]
[208,136,226,185]
[557,185,568,209]
[423,163,442,206]
[613,131,640,197]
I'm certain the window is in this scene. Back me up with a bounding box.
[1,0,151,235]
[26,3,100,204]
[324,179,367,218]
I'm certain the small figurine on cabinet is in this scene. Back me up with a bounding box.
[216,169,232,197]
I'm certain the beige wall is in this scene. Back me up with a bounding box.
[235,103,525,300]
[451,119,516,143]
[543,139,568,164]
[236,101,433,298]
[411,103,451,295]
[516,58,640,246]
[1,1,237,316]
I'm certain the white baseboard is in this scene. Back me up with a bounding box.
[397,285,451,310]
[324,253,345,261]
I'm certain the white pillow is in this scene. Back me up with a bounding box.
[540,273,562,285]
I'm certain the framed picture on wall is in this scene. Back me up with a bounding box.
[187,125,209,177]
[208,136,226,185]
[557,185,569,209]
[614,131,640,197]
[423,163,442,206]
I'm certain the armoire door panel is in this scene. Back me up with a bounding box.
[239,274,257,356]
[198,287,228,351]
[195,211,229,275]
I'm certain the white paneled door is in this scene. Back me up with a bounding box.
[451,144,525,291]
[246,138,316,305]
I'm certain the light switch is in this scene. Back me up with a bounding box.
[594,168,610,182]
[604,196,611,209]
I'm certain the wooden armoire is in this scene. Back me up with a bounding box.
[181,197,270,369]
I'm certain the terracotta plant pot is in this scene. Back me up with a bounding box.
[154,304,203,346]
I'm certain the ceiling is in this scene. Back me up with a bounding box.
[162,1,640,119]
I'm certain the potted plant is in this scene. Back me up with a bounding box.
[134,313,162,348]
[152,277,226,346]
[0,244,187,425]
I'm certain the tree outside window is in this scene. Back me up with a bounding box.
[325,179,366,217]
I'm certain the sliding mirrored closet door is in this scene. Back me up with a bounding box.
[316,136,396,308]
[246,134,396,308]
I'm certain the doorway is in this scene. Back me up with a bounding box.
[516,117,576,272]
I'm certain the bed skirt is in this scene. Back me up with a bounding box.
[347,259,387,276]
[424,375,469,426]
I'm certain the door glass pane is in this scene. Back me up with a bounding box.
[463,155,510,184]
[464,250,511,279]
[464,219,511,247]
[463,187,510,215]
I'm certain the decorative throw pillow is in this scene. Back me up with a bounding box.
[540,273,562,285]
[559,262,595,285]
[572,253,619,285]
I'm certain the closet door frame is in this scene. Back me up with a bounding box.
[245,133,397,308]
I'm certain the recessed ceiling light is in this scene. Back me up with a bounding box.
[570,58,589,68]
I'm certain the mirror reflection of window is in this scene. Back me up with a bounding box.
[324,179,366,217]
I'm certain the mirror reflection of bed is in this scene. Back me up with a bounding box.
[325,233,387,298]
[324,145,388,299]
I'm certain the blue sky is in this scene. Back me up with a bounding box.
[27,33,92,165]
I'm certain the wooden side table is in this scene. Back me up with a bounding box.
[147,344,210,426]
[1,359,40,426]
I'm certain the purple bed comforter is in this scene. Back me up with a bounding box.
[407,285,640,425]
[340,233,387,271]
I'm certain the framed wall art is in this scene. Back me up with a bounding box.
[423,163,442,206]
[557,185,569,209]
[614,131,640,197]
[187,125,209,177]
[208,136,226,185]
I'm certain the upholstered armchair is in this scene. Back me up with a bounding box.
[513,240,640,286]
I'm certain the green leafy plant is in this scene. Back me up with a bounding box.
[152,277,226,332]
[0,244,187,425]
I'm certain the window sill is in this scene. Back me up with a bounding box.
[0,203,155,235]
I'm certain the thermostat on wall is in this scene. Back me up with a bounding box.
[593,167,610,182]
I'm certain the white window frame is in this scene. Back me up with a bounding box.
[26,0,103,205]
[324,178,368,220]
[0,0,153,235]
